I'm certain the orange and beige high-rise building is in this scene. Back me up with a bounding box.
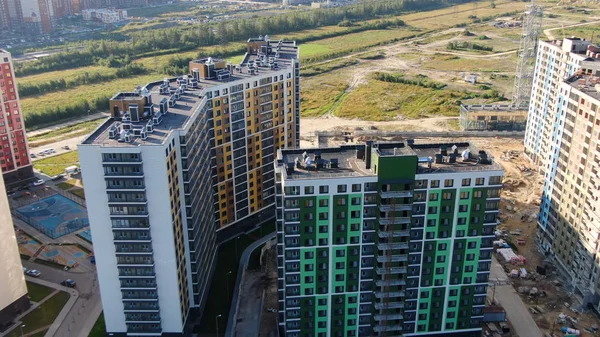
[0,49,33,187]
[78,36,299,336]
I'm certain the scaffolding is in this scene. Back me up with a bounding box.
[459,104,528,131]
[512,0,543,107]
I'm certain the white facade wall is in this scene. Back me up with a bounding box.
[0,177,28,311]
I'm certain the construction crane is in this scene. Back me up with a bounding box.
[512,0,543,108]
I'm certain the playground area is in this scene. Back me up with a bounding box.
[15,194,89,239]
[78,229,92,243]
[15,228,42,257]
[39,244,90,268]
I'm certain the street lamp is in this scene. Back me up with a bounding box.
[215,314,222,337]
[234,236,240,262]
[226,271,233,302]
[20,324,25,337]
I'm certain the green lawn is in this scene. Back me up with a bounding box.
[301,70,350,117]
[33,151,79,177]
[27,119,105,148]
[16,66,117,88]
[6,291,70,337]
[336,77,463,120]
[197,221,275,334]
[127,3,198,18]
[88,313,106,337]
[71,188,86,200]
[55,179,77,191]
[26,282,54,302]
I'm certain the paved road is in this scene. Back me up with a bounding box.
[226,232,276,337]
[21,260,100,337]
[543,20,600,41]
[489,257,543,337]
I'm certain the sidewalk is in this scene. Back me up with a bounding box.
[2,277,79,337]
[27,113,109,137]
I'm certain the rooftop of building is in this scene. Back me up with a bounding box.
[277,141,503,180]
[82,36,298,147]
[565,60,600,101]
[544,36,600,56]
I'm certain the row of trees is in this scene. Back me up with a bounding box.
[15,0,475,77]
[375,72,447,89]
[18,63,146,98]
[447,41,493,51]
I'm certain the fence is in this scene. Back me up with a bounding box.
[54,187,86,208]
[9,188,89,239]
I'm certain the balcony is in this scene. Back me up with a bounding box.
[379,218,411,225]
[374,302,404,310]
[380,190,412,199]
[377,255,407,263]
[122,294,159,300]
[374,290,405,298]
[114,234,151,242]
[376,267,407,275]
[373,324,403,333]
[375,279,406,287]
[377,242,409,250]
[379,204,411,212]
[378,231,409,238]
[374,313,403,321]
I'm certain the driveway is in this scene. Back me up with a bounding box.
[489,257,543,337]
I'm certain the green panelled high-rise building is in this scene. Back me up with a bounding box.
[274,141,503,337]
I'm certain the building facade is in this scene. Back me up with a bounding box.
[459,104,527,131]
[82,8,127,23]
[79,37,299,336]
[0,50,34,188]
[20,0,56,34]
[0,171,30,328]
[534,58,600,307]
[275,141,503,337]
[524,37,596,168]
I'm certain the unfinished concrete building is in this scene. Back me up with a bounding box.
[459,104,527,131]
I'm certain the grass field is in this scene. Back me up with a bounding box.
[301,71,349,117]
[6,291,70,337]
[16,66,117,88]
[399,0,528,29]
[562,24,600,41]
[20,74,160,117]
[56,178,77,191]
[335,78,464,120]
[88,314,106,337]
[26,281,54,302]
[417,53,518,73]
[28,119,104,147]
[33,151,79,177]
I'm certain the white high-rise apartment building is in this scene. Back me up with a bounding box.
[79,37,299,336]
[0,175,30,326]
[524,37,593,168]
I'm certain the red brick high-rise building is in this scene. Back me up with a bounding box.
[0,50,33,187]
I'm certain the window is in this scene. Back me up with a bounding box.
[336,198,347,206]
[430,180,440,188]
[444,179,454,187]
[304,200,314,208]
[435,267,445,274]
[429,193,438,201]
[442,192,452,200]
[319,186,329,194]
[475,178,485,185]
[337,185,347,193]
[460,191,470,199]
[319,199,328,207]
[474,191,483,198]
[459,205,468,212]
[462,178,471,186]
[351,184,361,192]
[438,243,447,250]
[305,186,314,194]
[428,206,438,213]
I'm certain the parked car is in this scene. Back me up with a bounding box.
[32,179,45,186]
[26,269,41,277]
[61,145,70,150]
[7,191,15,197]
[50,174,65,181]
[30,153,36,158]
[61,279,76,288]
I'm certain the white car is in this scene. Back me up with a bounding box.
[32,179,45,186]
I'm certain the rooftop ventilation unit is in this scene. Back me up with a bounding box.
[169,95,176,107]
[109,125,119,139]
[329,158,339,168]
[153,112,162,126]
[192,69,200,81]
[478,150,492,165]
[159,98,168,115]
[133,128,143,137]
[146,119,155,132]
[134,85,142,95]
[435,153,443,164]
[140,129,147,140]
[216,69,231,80]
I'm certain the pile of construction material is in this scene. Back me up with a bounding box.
[496,248,528,265]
